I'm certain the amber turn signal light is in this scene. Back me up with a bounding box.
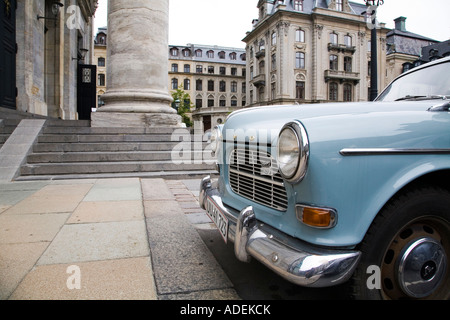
[296,205,337,229]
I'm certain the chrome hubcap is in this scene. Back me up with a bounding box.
[397,237,447,298]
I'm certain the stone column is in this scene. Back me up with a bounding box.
[91,0,182,127]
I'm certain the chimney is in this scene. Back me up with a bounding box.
[394,17,407,32]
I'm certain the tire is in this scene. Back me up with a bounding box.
[351,186,450,300]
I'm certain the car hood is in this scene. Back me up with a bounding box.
[224,100,450,150]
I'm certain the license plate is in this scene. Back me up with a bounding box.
[205,197,229,243]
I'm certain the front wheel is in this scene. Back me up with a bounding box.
[352,186,450,300]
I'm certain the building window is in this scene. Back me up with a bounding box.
[344,83,353,102]
[336,0,343,11]
[171,48,179,56]
[271,83,276,100]
[195,49,202,57]
[294,0,303,11]
[259,60,265,74]
[344,56,352,72]
[182,49,191,57]
[220,67,226,75]
[330,55,338,71]
[330,33,338,45]
[230,52,237,60]
[272,31,277,46]
[208,80,214,91]
[98,57,105,67]
[250,66,254,80]
[184,79,190,90]
[208,98,214,107]
[218,51,226,59]
[219,81,226,92]
[219,98,226,107]
[208,66,214,74]
[196,99,203,108]
[184,64,190,73]
[171,64,178,72]
[344,35,352,47]
[231,67,237,76]
[329,82,338,101]
[296,29,305,43]
[171,78,178,90]
[259,39,265,52]
[231,81,237,93]
[296,81,305,100]
[196,80,203,91]
[98,74,105,86]
[231,98,237,107]
[207,50,214,58]
[296,52,305,69]
[271,54,276,71]
[259,87,265,102]
[242,82,246,94]
[196,65,203,73]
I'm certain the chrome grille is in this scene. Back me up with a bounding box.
[229,147,288,211]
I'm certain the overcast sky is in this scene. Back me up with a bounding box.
[94,0,449,48]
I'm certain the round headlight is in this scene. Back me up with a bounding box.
[210,125,222,153]
[277,122,309,183]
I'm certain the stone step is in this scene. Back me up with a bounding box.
[37,134,189,143]
[42,125,188,135]
[26,151,204,163]
[32,141,209,153]
[15,170,218,181]
[20,161,215,176]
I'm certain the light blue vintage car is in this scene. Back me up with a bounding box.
[200,56,450,300]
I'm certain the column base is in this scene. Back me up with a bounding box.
[91,112,183,128]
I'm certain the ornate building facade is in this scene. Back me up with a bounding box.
[168,44,247,131]
[1,0,98,119]
[243,0,389,106]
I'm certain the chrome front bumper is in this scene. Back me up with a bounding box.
[199,176,361,288]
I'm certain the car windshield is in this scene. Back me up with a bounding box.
[376,60,450,102]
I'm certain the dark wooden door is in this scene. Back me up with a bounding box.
[77,64,97,120]
[0,0,16,110]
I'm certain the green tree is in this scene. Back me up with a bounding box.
[171,86,193,127]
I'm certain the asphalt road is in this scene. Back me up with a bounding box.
[197,228,352,300]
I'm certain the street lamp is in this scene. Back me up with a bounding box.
[363,0,384,101]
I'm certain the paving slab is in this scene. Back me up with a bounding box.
[141,178,174,200]
[4,184,93,215]
[9,257,157,300]
[0,213,70,244]
[83,178,141,202]
[37,220,149,265]
[0,242,50,300]
[67,200,143,224]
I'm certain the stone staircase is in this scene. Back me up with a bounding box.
[16,120,217,181]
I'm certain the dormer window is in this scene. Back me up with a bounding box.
[182,49,191,57]
[336,0,343,11]
[293,0,303,11]
[207,50,214,58]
